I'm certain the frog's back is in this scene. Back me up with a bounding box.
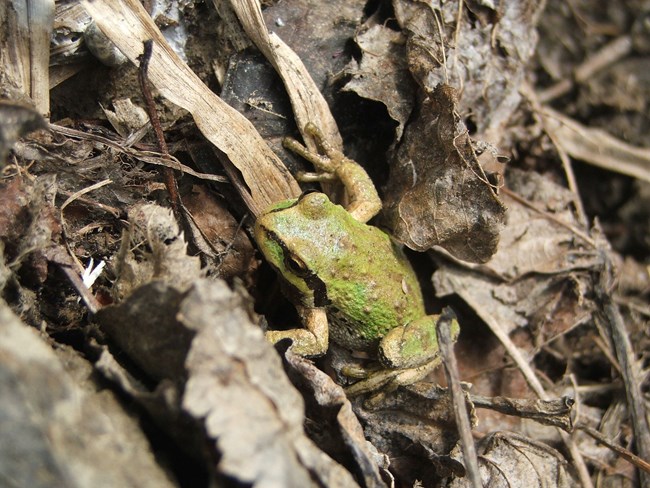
[323,224,425,351]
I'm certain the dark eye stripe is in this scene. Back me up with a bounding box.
[263,229,329,307]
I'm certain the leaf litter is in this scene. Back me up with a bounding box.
[0,0,648,487]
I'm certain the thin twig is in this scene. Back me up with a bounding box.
[438,307,482,488]
[537,35,632,103]
[595,251,650,486]
[501,187,596,247]
[138,39,179,211]
[577,423,650,474]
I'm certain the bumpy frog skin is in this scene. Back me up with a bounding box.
[254,124,459,394]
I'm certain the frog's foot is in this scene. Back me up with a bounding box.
[283,123,381,223]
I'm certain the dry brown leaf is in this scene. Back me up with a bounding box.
[112,203,203,302]
[0,301,177,488]
[383,84,506,262]
[81,0,300,217]
[284,353,386,488]
[393,0,543,143]
[447,432,576,487]
[352,384,463,485]
[180,280,361,487]
[481,169,599,280]
[343,24,415,138]
[227,0,342,151]
[182,185,258,283]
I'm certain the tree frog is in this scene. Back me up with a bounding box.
[254,123,459,394]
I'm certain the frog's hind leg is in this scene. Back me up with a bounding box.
[378,316,448,370]
[344,357,442,398]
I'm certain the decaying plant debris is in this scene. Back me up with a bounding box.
[0,0,649,487]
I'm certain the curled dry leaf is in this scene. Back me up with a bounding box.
[393,0,543,142]
[179,280,360,487]
[383,84,506,262]
[343,24,415,138]
[447,432,576,487]
[283,353,385,488]
[112,203,203,301]
[101,98,149,138]
[432,169,600,403]
[434,170,599,336]
[351,385,463,485]
[0,301,176,488]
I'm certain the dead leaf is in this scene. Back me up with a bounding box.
[393,0,544,142]
[112,203,203,301]
[99,212,362,486]
[101,98,149,137]
[479,169,599,280]
[284,353,386,488]
[0,300,177,488]
[180,279,361,487]
[96,282,195,382]
[343,24,415,138]
[352,384,463,485]
[181,185,258,283]
[447,432,576,487]
[383,84,506,263]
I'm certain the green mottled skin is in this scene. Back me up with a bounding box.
[255,192,427,352]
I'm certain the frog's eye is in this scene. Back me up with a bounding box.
[284,253,309,277]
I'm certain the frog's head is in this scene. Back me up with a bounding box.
[254,192,350,307]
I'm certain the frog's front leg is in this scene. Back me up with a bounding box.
[283,123,382,224]
[265,305,329,357]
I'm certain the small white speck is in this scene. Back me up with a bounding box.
[81,258,105,289]
[275,18,285,27]
[401,278,409,294]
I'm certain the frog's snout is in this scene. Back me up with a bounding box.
[299,192,330,220]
